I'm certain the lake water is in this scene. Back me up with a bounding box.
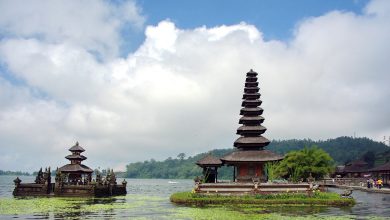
[1,175,389,219]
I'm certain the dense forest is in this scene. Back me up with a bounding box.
[125,136,389,179]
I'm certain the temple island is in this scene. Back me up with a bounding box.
[194,69,312,194]
[13,142,127,197]
[171,69,354,207]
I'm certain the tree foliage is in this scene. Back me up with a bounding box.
[271,136,387,165]
[362,151,376,168]
[125,149,234,179]
[124,137,388,179]
[274,146,334,182]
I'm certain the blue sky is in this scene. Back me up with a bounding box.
[122,0,369,53]
[0,0,389,171]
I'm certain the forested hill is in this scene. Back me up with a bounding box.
[124,136,389,179]
[270,136,388,165]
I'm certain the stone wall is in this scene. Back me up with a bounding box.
[13,183,50,196]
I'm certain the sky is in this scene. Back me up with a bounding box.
[0,0,389,172]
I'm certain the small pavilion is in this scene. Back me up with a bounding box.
[369,161,390,186]
[58,142,93,184]
[196,155,222,183]
[221,69,283,182]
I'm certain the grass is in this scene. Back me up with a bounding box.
[173,207,358,220]
[170,191,355,207]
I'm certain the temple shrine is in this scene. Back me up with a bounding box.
[13,142,127,197]
[195,70,312,194]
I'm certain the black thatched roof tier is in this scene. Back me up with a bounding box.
[69,142,85,152]
[246,69,258,77]
[244,87,259,93]
[243,93,260,99]
[239,116,265,124]
[196,155,223,167]
[245,77,258,82]
[240,107,263,115]
[58,164,93,173]
[221,150,283,163]
[245,82,258,87]
[234,136,270,148]
[65,155,87,161]
[242,100,262,107]
[236,125,266,135]
[369,162,390,172]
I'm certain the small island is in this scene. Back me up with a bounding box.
[171,69,355,207]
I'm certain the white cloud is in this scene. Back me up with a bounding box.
[0,0,145,59]
[0,0,390,171]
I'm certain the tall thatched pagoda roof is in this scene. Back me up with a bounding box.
[58,142,93,174]
[221,69,283,164]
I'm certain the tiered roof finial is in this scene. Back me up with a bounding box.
[66,142,87,164]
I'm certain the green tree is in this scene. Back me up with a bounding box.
[264,162,279,182]
[275,146,334,182]
[177,153,186,160]
[362,151,375,168]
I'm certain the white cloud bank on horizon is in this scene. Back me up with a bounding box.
[0,0,390,171]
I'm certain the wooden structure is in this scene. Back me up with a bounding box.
[57,142,93,185]
[196,155,222,183]
[334,160,369,178]
[13,167,52,196]
[369,162,390,186]
[13,142,127,197]
[221,69,283,182]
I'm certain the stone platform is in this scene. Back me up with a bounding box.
[195,182,311,195]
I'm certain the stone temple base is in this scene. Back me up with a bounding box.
[13,183,127,197]
[195,182,311,195]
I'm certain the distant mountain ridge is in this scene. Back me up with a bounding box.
[125,136,389,179]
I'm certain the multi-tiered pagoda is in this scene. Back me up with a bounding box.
[221,69,283,182]
[58,142,93,184]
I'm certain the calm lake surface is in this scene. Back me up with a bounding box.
[1,175,389,219]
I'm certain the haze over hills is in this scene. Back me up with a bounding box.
[124,136,389,179]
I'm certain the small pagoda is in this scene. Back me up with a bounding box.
[221,69,283,182]
[58,141,93,184]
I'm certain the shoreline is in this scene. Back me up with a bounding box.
[325,184,390,194]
